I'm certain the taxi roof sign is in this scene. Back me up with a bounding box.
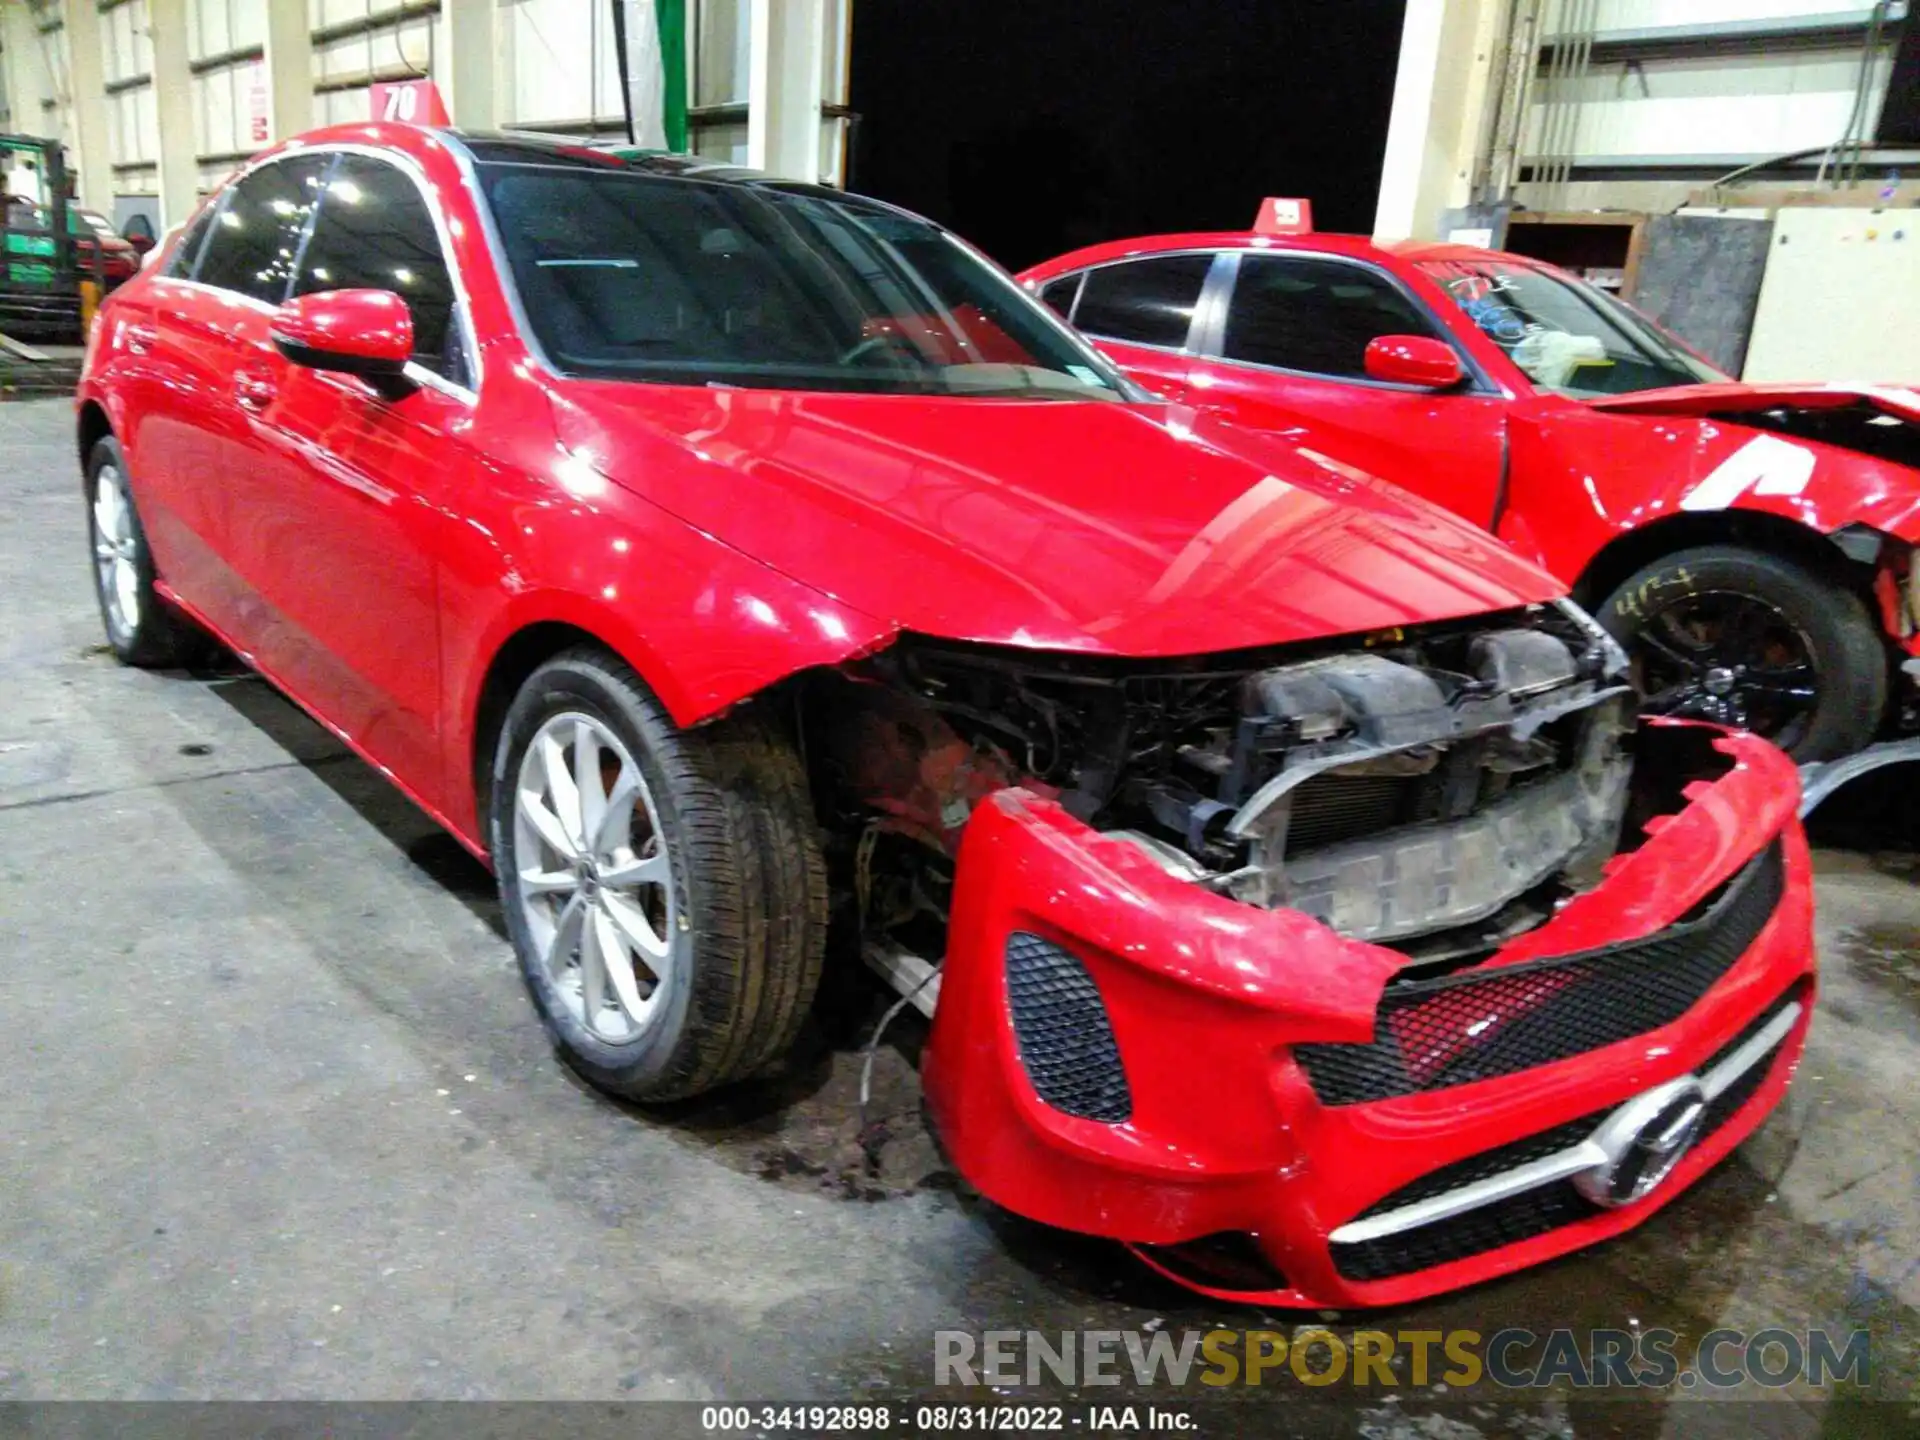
[1253,197,1314,235]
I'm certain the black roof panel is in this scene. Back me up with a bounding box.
[444,131,770,183]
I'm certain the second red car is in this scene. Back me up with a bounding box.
[1022,229,1920,766]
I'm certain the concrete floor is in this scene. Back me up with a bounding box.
[1,398,1917,1436]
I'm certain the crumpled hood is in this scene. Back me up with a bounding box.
[548,384,1562,656]
[1586,380,1920,425]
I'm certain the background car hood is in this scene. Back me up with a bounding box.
[1586,381,1920,425]
[550,385,1562,656]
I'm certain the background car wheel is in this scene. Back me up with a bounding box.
[1596,543,1887,762]
[489,647,828,1101]
[85,436,208,667]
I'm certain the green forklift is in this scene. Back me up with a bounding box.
[1,133,105,393]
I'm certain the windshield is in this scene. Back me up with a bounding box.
[477,162,1128,398]
[1418,258,1726,397]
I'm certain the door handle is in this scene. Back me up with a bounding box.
[122,321,156,355]
[234,372,275,411]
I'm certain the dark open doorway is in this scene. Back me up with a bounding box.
[847,0,1408,271]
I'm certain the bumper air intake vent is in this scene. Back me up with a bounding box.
[1004,931,1132,1123]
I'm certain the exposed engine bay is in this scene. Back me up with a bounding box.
[1723,400,1920,472]
[803,600,1636,964]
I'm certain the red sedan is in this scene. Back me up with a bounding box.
[1021,230,1920,767]
[75,207,145,284]
[79,126,1812,1306]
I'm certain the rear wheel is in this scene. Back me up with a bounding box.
[85,436,208,667]
[488,648,827,1101]
[1596,543,1887,762]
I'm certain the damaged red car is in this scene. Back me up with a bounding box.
[78,127,1813,1307]
[1020,229,1920,771]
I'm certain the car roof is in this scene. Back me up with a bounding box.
[248,122,761,178]
[259,124,897,219]
[1020,229,1548,279]
[445,129,767,178]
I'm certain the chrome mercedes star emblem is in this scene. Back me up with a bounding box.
[1573,1076,1709,1208]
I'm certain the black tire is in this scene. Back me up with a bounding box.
[84,436,209,667]
[488,647,828,1101]
[1596,543,1887,762]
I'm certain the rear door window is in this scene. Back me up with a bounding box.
[1037,273,1083,318]
[193,155,331,303]
[1071,254,1213,348]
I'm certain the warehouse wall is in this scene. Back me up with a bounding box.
[105,1,157,190]
[0,0,851,226]
[1,0,75,155]
[1528,51,1891,164]
[309,0,438,134]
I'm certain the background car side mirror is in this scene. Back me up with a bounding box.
[120,214,156,252]
[1365,335,1465,390]
[271,289,418,400]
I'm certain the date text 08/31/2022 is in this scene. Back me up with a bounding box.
[699,1405,1195,1432]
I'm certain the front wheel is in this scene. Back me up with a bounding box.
[1595,543,1888,762]
[85,437,208,667]
[488,648,827,1101]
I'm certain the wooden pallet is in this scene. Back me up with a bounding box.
[0,330,82,399]
[0,330,51,363]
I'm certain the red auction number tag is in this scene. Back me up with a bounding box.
[370,79,451,126]
[1253,197,1314,235]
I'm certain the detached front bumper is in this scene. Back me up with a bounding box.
[922,723,1815,1307]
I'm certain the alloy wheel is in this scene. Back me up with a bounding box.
[512,712,678,1044]
[1629,588,1819,748]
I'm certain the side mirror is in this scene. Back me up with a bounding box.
[270,289,417,400]
[1364,335,1465,390]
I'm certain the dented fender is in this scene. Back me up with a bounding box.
[1500,398,1920,592]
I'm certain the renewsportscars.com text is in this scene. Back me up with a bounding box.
[933,1327,1870,1391]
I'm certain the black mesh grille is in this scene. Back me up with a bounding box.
[1329,984,1804,1282]
[1333,1181,1598,1282]
[1694,981,1806,1135]
[1296,841,1785,1106]
[1353,1109,1608,1219]
[1004,932,1131,1123]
